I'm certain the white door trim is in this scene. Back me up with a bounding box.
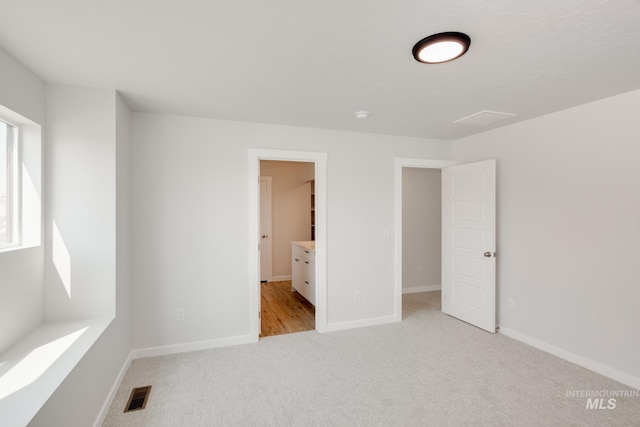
[249,149,328,339]
[393,158,455,322]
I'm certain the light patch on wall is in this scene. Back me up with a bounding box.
[0,326,88,399]
[21,160,41,246]
[52,221,71,297]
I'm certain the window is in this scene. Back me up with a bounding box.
[0,104,41,253]
[0,119,17,248]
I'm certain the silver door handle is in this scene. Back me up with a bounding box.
[484,251,493,258]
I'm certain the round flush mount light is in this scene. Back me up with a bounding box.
[412,32,471,64]
[355,111,370,119]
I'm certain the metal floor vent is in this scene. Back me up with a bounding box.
[124,386,152,413]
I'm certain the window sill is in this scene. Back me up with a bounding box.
[0,242,40,255]
[0,317,112,426]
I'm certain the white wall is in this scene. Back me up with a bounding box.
[130,113,452,349]
[0,47,45,353]
[115,91,132,357]
[29,87,132,427]
[260,160,314,279]
[453,89,640,385]
[43,85,117,321]
[402,168,441,291]
[0,48,45,125]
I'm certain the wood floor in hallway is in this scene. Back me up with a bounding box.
[260,280,315,337]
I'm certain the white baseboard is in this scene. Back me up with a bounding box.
[499,326,640,390]
[326,315,396,332]
[93,350,133,427]
[130,334,256,360]
[403,284,441,294]
[270,275,292,282]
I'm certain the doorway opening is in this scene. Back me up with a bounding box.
[259,160,316,337]
[393,158,454,321]
[248,149,328,341]
[394,158,497,332]
[401,167,442,299]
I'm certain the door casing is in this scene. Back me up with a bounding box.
[393,158,454,321]
[249,149,328,340]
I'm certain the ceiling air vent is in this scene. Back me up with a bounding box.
[124,385,152,412]
[453,110,516,126]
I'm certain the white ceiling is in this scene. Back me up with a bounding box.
[1,0,640,140]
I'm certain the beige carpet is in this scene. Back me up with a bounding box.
[103,292,640,426]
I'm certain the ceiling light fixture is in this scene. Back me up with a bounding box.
[355,111,370,119]
[412,32,471,64]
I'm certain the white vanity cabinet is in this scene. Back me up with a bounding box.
[291,241,315,306]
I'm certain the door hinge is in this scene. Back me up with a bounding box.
[258,311,261,319]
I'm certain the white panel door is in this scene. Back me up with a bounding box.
[259,177,272,282]
[442,160,496,333]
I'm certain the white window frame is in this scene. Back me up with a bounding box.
[0,117,20,250]
[0,101,40,255]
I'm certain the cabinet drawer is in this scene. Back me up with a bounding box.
[291,242,316,306]
[297,256,314,279]
[293,244,315,261]
[292,256,305,290]
[300,276,314,306]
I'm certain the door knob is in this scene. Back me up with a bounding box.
[484,251,493,258]
[261,234,267,238]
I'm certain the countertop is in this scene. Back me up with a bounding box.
[291,241,315,251]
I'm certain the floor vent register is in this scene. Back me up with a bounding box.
[124,386,152,412]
